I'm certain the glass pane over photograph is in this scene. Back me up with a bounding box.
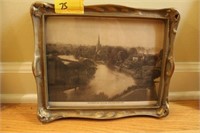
[45,16,165,107]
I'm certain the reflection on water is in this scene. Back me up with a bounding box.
[63,64,135,100]
[89,64,135,98]
[58,55,78,65]
[58,55,78,61]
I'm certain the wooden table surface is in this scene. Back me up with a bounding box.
[0,101,200,133]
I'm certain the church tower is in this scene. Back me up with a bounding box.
[95,35,101,60]
[96,35,101,54]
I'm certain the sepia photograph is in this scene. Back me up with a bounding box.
[45,16,165,106]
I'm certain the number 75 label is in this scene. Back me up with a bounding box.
[55,0,84,14]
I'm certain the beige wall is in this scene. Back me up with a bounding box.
[0,0,199,102]
[0,0,199,62]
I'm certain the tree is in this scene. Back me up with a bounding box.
[128,48,138,57]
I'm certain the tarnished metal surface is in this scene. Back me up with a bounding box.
[31,2,180,123]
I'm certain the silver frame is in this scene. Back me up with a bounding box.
[31,2,180,123]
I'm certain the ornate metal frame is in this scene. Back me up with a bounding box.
[31,2,180,123]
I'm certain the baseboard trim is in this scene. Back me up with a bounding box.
[0,62,199,73]
[1,94,37,103]
[1,91,199,103]
[175,62,200,72]
[168,91,200,101]
[0,62,32,73]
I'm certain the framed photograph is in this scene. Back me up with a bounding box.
[31,2,180,123]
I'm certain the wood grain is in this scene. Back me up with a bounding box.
[0,101,200,133]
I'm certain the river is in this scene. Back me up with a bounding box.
[88,64,135,98]
[59,55,136,100]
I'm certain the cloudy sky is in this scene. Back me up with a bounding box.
[46,16,164,51]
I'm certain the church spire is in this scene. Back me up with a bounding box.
[96,35,101,53]
[98,35,100,45]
